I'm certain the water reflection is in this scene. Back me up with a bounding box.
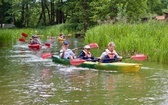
[41,69,53,81]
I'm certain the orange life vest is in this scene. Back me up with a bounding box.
[83,50,92,58]
[105,49,116,59]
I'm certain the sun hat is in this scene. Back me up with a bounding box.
[63,40,69,45]
[84,45,90,49]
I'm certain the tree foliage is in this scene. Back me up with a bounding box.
[0,0,168,32]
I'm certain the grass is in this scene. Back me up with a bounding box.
[84,20,168,64]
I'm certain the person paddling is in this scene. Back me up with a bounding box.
[29,35,41,44]
[59,40,77,59]
[59,33,66,39]
[78,45,95,61]
[99,41,122,63]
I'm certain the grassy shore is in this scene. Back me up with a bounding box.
[84,20,168,63]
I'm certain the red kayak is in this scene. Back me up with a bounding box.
[28,44,42,50]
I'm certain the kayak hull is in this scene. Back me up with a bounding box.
[52,55,142,72]
[79,62,141,72]
[28,44,42,50]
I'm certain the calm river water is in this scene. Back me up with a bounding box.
[0,38,168,105]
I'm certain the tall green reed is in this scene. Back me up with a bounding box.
[85,21,168,63]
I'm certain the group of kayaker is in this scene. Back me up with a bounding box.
[59,40,122,63]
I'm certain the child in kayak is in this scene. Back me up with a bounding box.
[99,41,122,63]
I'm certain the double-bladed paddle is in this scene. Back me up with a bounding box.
[70,58,86,66]
[89,43,99,49]
[19,38,25,42]
[18,33,28,42]
[69,54,147,66]
[45,43,51,48]
[21,33,28,38]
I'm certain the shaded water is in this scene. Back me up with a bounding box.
[0,38,168,105]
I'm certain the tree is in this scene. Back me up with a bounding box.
[0,1,12,27]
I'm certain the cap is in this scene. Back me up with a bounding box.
[84,45,90,49]
[63,40,69,45]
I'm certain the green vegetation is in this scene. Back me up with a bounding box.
[1,0,168,33]
[0,21,168,64]
[85,20,168,64]
[0,24,74,45]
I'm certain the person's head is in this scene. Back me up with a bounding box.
[60,33,63,36]
[63,35,66,39]
[108,41,115,51]
[32,35,38,39]
[34,35,38,38]
[84,45,91,52]
[63,40,69,47]
[32,35,35,39]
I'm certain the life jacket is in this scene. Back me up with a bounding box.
[83,50,92,58]
[102,49,117,63]
[31,39,39,44]
[105,49,116,59]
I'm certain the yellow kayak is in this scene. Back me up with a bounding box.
[80,61,142,72]
[52,55,142,72]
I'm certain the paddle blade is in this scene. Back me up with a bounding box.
[41,53,52,59]
[45,43,51,47]
[89,43,99,48]
[70,58,86,66]
[131,54,147,61]
[19,38,25,42]
[21,33,28,38]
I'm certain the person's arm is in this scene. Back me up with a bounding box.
[78,51,85,59]
[100,52,106,59]
[37,39,42,44]
[74,48,78,56]
[91,54,94,59]
[113,50,122,59]
[59,50,65,59]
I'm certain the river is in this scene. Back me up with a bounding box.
[0,37,168,105]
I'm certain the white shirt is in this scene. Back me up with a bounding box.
[59,49,75,59]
